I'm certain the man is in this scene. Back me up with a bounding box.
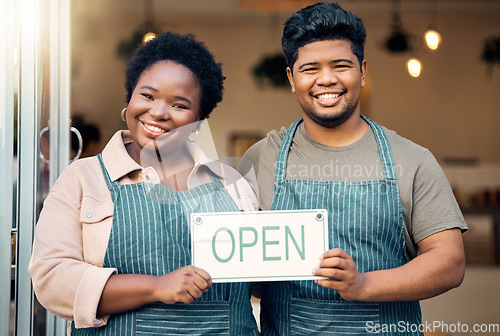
[238,2,467,335]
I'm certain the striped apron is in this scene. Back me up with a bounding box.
[72,155,259,336]
[260,116,423,336]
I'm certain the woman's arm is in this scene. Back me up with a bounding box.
[29,160,117,328]
[96,266,212,316]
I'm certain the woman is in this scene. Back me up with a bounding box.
[29,32,259,335]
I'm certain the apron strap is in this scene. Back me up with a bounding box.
[360,115,398,181]
[97,154,119,189]
[209,171,225,189]
[274,116,398,184]
[274,118,302,185]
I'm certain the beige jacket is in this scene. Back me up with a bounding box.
[29,131,258,329]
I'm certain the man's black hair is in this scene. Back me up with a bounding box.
[282,2,366,70]
[125,32,224,120]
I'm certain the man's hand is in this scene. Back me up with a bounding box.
[312,248,367,301]
[311,229,465,302]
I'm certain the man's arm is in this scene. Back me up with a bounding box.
[313,228,465,301]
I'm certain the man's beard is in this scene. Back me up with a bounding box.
[303,100,359,128]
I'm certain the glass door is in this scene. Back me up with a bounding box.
[0,0,17,335]
[1,0,71,335]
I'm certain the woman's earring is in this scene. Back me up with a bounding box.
[120,107,127,122]
[188,128,199,142]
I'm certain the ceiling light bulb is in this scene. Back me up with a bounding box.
[424,29,441,50]
[407,58,422,78]
[143,32,156,44]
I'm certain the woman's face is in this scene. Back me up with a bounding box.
[125,60,202,161]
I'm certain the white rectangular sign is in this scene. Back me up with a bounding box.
[191,209,329,283]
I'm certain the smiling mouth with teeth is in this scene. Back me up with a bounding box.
[142,121,167,134]
[316,93,341,100]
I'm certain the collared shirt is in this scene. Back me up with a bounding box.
[29,131,258,330]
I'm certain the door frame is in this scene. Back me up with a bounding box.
[0,0,71,335]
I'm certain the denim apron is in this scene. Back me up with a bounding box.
[72,155,259,336]
[260,116,423,336]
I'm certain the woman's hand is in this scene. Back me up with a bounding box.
[312,248,367,301]
[97,266,212,317]
[153,265,212,304]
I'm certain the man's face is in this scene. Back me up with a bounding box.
[287,39,366,128]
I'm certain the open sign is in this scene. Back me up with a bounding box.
[191,209,329,283]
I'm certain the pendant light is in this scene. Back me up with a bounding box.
[407,58,422,78]
[116,0,160,62]
[384,0,412,53]
[424,29,441,50]
[424,0,441,51]
[142,0,157,44]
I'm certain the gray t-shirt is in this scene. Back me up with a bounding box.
[238,120,467,259]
